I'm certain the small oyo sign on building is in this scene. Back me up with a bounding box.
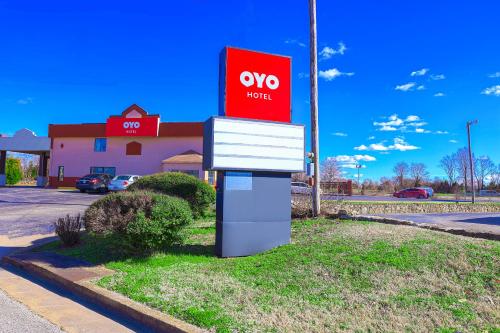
[219,47,291,123]
[105,116,160,137]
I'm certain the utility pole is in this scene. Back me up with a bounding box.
[309,0,320,216]
[467,120,478,203]
[356,164,362,193]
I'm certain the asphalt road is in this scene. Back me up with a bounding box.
[380,213,500,235]
[0,187,100,241]
[0,187,101,333]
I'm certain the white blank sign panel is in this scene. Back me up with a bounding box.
[205,117,305,172]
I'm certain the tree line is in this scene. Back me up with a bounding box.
[292,148,500,194]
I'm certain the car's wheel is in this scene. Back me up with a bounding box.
[99,187,107,194]
[418,194,424,199]
[401,194,406,198]
[79,189,85,193]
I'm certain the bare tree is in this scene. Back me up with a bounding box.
[379,177,395,193]
[292,172,309,182]
[439,154,457,187]
[321,158,340,182]
[410,163,429,187]
[490,164,500,188]
[474,156,495,190]
[455,147,470,193]
[393,162,409,189]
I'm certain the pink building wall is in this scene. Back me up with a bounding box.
[49,136,203,178]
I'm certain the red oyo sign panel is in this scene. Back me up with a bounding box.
[106,116,160,137]
[222,47,291,123]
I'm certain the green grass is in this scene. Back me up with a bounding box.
[40,217,499,332]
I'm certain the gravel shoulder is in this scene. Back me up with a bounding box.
[0,288,64,333]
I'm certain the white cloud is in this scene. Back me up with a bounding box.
[373,114,437,134]
[284,39,306,48]
[434,92,445,97]
[355,137,420,152]
[407,121,428,127]
[334,154,376,169]
[298,72,309,79]
[435,130,449,134]
[430,74,446,80]
[395,82,416,91]
[17,97,33,105]
[405,115,420,122]
[335,154,376,163]
[488,72,500,78]
[319,42,347,60]
[449,139,458,143]
[417,85,426,91]
[481,85,500,96]
[410,68,429,77]
[332,132,348,137]
[319,68,355,81]
[367,136,375,140]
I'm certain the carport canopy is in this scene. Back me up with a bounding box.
[0,128,51,186]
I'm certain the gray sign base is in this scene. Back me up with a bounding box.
[215,171,291,257]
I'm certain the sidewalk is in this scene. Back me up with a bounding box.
[2,250,201,333]
[0,233,148,333]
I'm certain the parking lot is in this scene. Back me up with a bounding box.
[0,187,100,256]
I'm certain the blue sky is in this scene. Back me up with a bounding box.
[1,1,499,181]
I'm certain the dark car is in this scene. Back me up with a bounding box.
[393,188,429,199]
[76,174,111,193]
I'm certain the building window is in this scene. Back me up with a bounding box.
[94,138,107,152]
[58,166,64,181]
[126,141,142,155]
[208,171,216,185]
[90,166,116,177]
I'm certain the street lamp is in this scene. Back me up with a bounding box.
[466,120,478,203]
[355,164,362,193]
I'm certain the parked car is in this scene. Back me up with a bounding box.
[76,174,111,193]
[108,175,141,191]
[479,189,500,197]
[417,186,434,197]
[393,188,429,199]
[292,182,312,194]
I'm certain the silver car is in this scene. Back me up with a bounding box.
[291,181,312,194]
[108,175,141,191]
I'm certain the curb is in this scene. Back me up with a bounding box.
[2,254,203,333]
[341,215,500,241]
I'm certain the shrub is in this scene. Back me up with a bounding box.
[54,214,82,246]
[291,195,313,218]
[128,172,215,218]
[84,191,156,233]
[6,157,22,185]
[126,195,193,251]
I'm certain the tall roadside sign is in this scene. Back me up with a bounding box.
[203,46,305,257]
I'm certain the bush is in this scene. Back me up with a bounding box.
[6,157,22,185]
[55,214,82,246]
[128,172,215,218]
[126,195,193,251]
[84,191,156,233]
[291,195,313,218]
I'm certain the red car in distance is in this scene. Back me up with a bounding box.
[393,188,429,199]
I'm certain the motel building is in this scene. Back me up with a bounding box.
[0,104,215,188]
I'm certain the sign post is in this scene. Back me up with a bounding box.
[204,47,305,257]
